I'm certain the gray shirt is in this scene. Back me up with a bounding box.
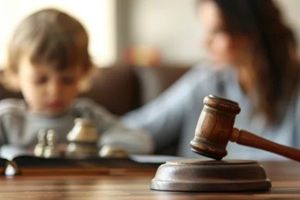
[0,98,154,157]
[122,62,300,161]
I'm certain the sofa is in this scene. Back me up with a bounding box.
[0,64,190,154]
[82,64,190,115]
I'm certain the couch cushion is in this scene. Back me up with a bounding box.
[79,66,140,116]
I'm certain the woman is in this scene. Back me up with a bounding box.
[122,0,300,160]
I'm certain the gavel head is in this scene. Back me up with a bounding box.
[190,95,241,160]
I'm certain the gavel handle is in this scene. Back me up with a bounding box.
[230,128,300,162]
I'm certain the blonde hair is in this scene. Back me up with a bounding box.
[3,8,93,91]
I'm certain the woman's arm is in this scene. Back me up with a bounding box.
[121,63,216,152]
[74,98,154,154]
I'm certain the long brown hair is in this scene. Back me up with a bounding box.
[199,0,300,124]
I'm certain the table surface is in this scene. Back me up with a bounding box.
[0,160,299,200]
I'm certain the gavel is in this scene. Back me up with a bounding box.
[190,94,300,161]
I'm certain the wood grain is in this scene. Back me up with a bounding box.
[0,161,299,200]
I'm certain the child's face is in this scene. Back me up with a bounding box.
[17,56,84,116]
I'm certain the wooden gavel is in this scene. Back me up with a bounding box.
[190,94,300,161]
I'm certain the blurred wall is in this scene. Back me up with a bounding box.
[0,0,117,68]
[116,0,300,65]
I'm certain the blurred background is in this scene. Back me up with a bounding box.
[0,0,299,68]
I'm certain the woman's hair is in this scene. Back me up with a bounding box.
[4,8,93,89]
[199,0,300,124]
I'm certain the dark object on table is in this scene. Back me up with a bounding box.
[0,154,176,175]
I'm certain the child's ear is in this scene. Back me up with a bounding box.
[78,76,91,93]
[77,68,94,93]
[1,70,21,92]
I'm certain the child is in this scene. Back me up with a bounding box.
[0,8,154,158]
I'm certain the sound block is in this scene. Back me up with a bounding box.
[151,159,271,192]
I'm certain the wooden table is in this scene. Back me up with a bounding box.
[0,160,299,200]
